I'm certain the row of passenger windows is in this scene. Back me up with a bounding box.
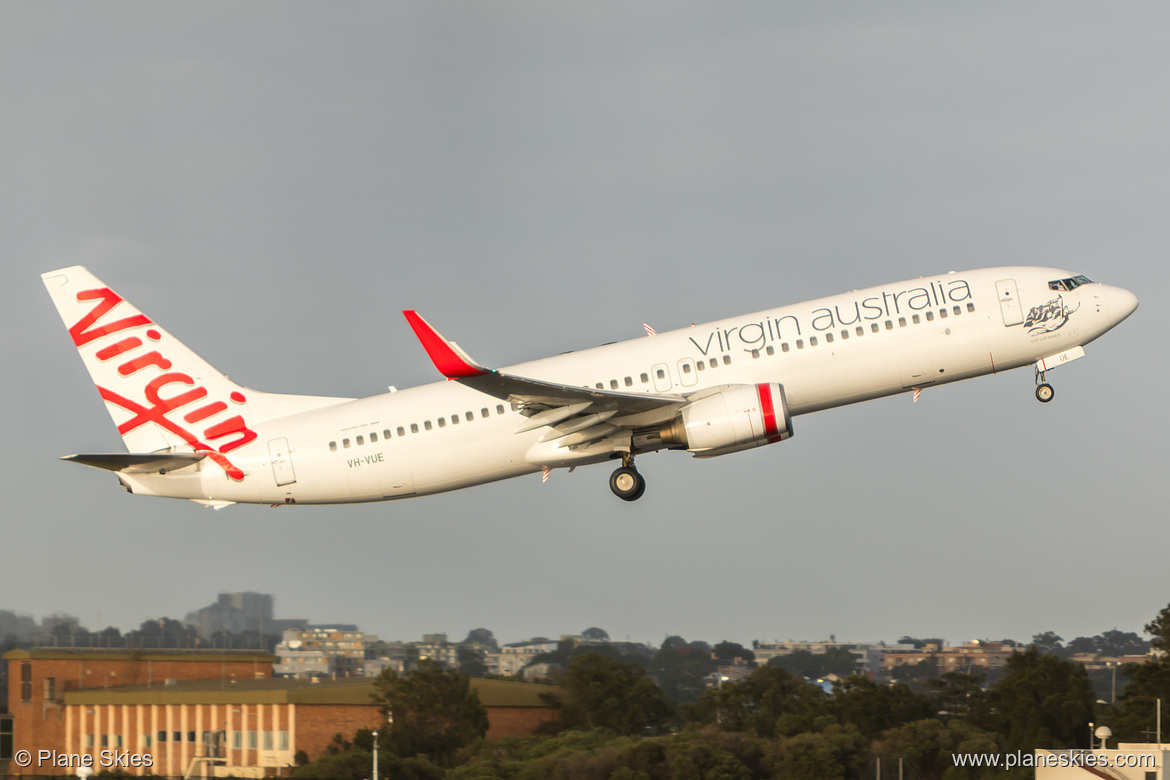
[749,302,977,356]
[330,403,516,451]
[328,302,977,451]
[586,303,977,387]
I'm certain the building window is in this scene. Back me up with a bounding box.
[263,731,273,750]
[19,663,30,702]
[174,732,181,743]
[159,730,168,743]
[44,677,56,701]
[145,734,152,748]
[87,735,95,749]
[278,731,289,750]
[233,731,241,749]
[248,731,257,750]
[0,715,13,760]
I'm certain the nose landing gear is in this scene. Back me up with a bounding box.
[609,454,646,501]
[1035,367,1054,403]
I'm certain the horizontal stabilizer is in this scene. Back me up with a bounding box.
[63,452,208,474]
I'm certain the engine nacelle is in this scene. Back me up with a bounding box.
[659,383,793,456]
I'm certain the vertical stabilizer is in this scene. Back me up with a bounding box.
[42,267,349,478]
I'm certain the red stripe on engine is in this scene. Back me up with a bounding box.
[757,383,779,440]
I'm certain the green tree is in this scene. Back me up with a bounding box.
[712,641,755,664]
[1030,632,1065,657]
[695,665,829,738]
[873,718,1004,780]
[552,650,673,736]
[372,660,489,765]
[988,647,1094,751]
[1146,604,1170,653]
[1111,657,1170,742]
[766,723,868,780]
[830,675,937,739]
[649,637,712,703]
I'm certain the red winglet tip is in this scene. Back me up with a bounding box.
[402,310,486,379]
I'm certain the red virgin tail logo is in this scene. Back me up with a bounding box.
[70,287,256,481]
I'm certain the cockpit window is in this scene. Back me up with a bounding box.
[1048,275,1093,292]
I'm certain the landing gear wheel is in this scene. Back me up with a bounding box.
[610,466,646,501]
[1035,383,1055,403]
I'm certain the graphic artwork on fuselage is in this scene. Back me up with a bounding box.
[1023,295,1080,335]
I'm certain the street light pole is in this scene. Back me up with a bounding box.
[372,729,378,780]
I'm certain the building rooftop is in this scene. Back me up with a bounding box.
[3,647,278,663]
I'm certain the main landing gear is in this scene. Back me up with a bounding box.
[1035,367,1055,403]
[610,454,646,502]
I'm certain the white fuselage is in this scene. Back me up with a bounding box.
[109,266,1135,505]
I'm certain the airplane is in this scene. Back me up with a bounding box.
[42,265,1137,507]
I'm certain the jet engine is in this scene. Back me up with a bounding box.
[659,383,793,457]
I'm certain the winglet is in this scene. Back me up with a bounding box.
[402,310,490,378]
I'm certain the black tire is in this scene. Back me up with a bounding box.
[610,466,646,501]
[1036,383,1055,403]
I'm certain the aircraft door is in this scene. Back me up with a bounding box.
[378,459,416,499]
[996,279,1024,327]
[651,363,672,392]
[268,437,296,486]
[677,357,698,387]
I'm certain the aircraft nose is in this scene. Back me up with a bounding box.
[1108,286,1139,322]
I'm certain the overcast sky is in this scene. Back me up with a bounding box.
[2,2,1166,650]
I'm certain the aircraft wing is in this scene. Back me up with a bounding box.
[403,311,686,442]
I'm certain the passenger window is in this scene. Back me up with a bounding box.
[940,308,948,318]
[856,326,864,336]
[696,362,706,371]
[925,311,934,321]
[796,339,804,349]
[450,415,459,425]
[871,323,880,333]
[885,320,893,330]
[656,369,665,379]
[410,424,419,434]
[625,376,633,385]
[681,364,691,374]
[329,441,337,452]
[967,303,975,312]
[343,439,351,448]
[424,421,433,431]
[356,435,364,445]
[497,405,505,415]
[840,330,849,340]
[397,427,405,436]
[465,411,473,421]
[782,343,790,353]
[751,349,760,358]
[953,305,961,315]
[384,429,392,439]
[640,373,649,383]
[722,355,731,365]
[825,333,833,343]
[437,418,446,428]
[709,358,717,368]
[810,336,818,346]
[596,383,604,389]
[369,432,378,442]
[610,379,618,389]
[481,408,489,418]
[912,314,920,324]
[898,317,907,327]
[510,402,520,411]
[766,345,775,356]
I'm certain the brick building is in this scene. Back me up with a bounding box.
[4,648,559,777]
[2,648,276,775]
